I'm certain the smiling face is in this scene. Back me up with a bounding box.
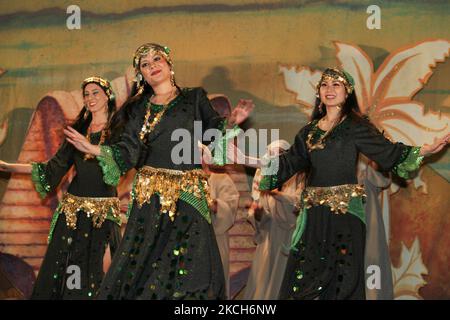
[83,83,108,115]
[319,79,348,108]
[139,52,172,87]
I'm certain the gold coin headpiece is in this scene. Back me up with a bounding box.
[316,67,355,95]
[82,76,114,101]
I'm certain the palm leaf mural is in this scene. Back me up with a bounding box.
[392,238,428,300]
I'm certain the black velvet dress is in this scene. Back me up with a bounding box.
[96,88,226,300]
[30,132,122,300]
[259,116,422,300]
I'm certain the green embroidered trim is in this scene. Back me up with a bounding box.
[179,182,211,224]
[308,120,322,141]
[258,157,280,191]
[106,207,122,226]
[290,204,308,251]
[111,145,128,175]
[290,196,366,251]
[31,162,51,199]
[308,117,350,145]
[96,145,121,187]
[348,196,366,224]
[150,93,183,112]
[212,121,242,166]
[47,209,61,243]
[396,145,411,164]
[258,174,278,191]
[393,146,424,179]
[220,121,227,166]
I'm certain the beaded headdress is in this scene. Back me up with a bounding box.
[81,76,114,101]
[133,43,173,94]
[316,67,355,95]
[133,43,173,71]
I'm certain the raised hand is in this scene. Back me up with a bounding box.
[228,99,255,126]
[420,133,450,156]
[64,127,100,156]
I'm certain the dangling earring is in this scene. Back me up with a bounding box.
[315,92,323,114]
[83,108,90,120]
[170,70,175,86]
[135,73,145,95]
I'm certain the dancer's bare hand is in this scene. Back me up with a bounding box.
[228,99,254,126]
[64,126,99,155]
[420,133,450,156]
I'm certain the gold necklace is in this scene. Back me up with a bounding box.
[84,128,106,160]
[139,88,178,142]
[306,116,346,152]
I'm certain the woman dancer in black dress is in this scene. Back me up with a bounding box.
[64,43,254,299]
[0,76,122,299]
[232,67,449,300]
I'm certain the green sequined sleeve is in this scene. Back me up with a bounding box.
[212,120,243,166]
[96,145,121,187]
[30,141,75,198]
[31,162,51,199]
[259,174,278,191]
[258,156,279,191]
[392,146,424,179]
[111,144,128,175]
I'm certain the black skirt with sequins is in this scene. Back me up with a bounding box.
[96,195,226,300]
[30,211,121,300]
[278,205,366,300]
[30,132,122,300]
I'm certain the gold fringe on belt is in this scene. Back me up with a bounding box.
[301,184,366,214]
[133,166,212,221]
[58,193,121,229]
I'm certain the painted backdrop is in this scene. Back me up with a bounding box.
[0,0,449,299]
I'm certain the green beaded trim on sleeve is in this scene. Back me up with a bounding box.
[258,157,279,191]
[396,145,411,164]
[31,162,51,199]
[258,174,278,191]
[393,146,424,179]
[96,145,121,187]
[111,144,128,175]
[212,121,243,166]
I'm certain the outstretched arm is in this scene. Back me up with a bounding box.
[419,133,450,156]
[0,160,32,174]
